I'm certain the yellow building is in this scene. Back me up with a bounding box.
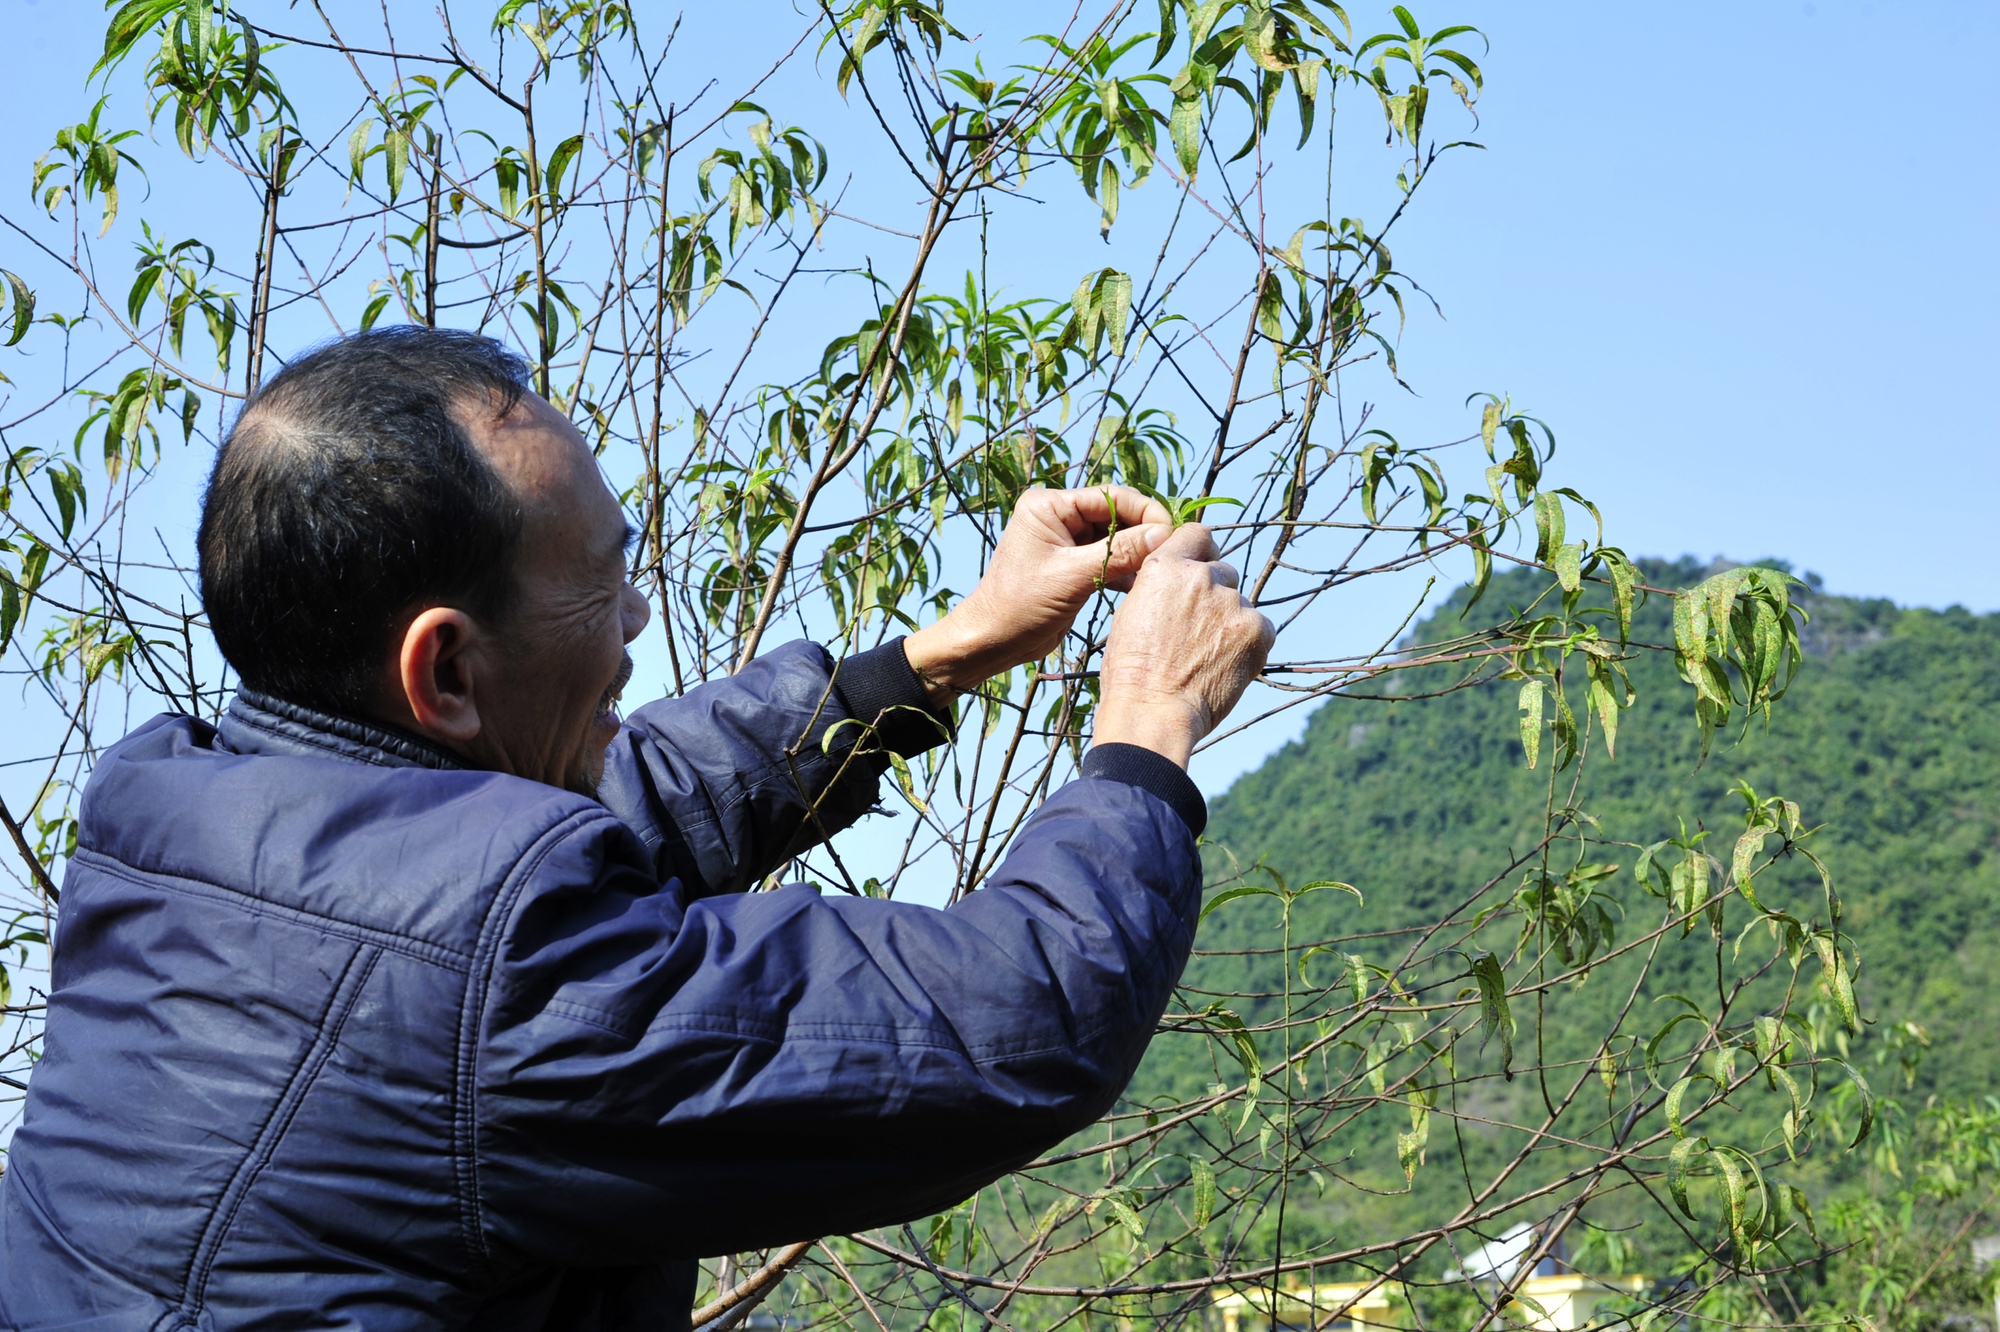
[1211,1272,1646,1332]
[1212,1280,1405,1332]
[1502,1273,1648,1332]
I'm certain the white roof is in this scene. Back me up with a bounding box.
[1445,1223,1539,1282]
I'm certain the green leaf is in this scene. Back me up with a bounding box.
[1170,92,1203,178]
[1463,515,1492,614]
[1200,883,1279,923]
[1714,1147,1748,1252]
[927,1211,953,1262]
[1069,272,1095,345]
[125,265,161,325]
[1533,491,1565,562]
[1467,951,1514,1076]
[887,750,928,813]
[1609,552,1637,641]
[1293,879,1363,906]
[496,156,521,218]
[19,542,50,605]
[1256,272,1284,340]
[1292,59,1321,148]
[1671,853,1710,934]
[1834,1058,1875,1148]
[1813,933,1859,1032]
[1105,1195,1147,1244]
[1189,1154,1215,1228]
[1664,1075,1701,1138]
[1396,1126,1426,1182]
[1029,1197,1067,1243]
[2,270,34,347]
[1552,540,1582,593]
[839,5,888,98]
[546,133,583,204]
[1644,1009,1707,1085]
[95,0,182,80]
[1732,828,1767,896]
[1396,1087,1431,1182]
[1787,1184,1820,1245]
[348,118,374,184]
[0,579,18,654]
[1667,1134,1708,1218]
[1205,1007,1262,1107]
[1104,269,1132,357]
[1517,679,1544,769]
[384,127,410,202]
[1169,495,1243,526]
[1188,0,1227,48]
[183,0,213,68]
[515,17,554,68]
[48,465,80,540]
[1774,1065,1804,1158]
[1586,666,1619,759]
[1152,0,1178,67]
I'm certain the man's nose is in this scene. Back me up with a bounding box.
[620,582,652,643]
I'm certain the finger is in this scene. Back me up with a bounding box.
[1057,520,1168,594]
[1154,521,1218,563]
[1207,559,1241,591]
[1095,520,1175,590]
[1074,484,1174,532]
[1057,484,1174,541]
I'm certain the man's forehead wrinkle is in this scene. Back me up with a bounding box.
[461,394,591,508]
[456,394,628,595]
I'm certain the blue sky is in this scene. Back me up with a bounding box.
[1367,0,1999,617]
[1,0,1994,799]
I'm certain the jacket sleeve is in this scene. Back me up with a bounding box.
[594,637,953,898]
[467,774,1202,1269]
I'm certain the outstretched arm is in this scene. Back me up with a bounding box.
[594,486,1191,896]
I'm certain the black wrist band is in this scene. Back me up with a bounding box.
[832,637,957,757]
[1081,743,1207,836]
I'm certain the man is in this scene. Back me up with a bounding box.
[0,328,1272,1329]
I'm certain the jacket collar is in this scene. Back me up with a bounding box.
[217,688,467,771]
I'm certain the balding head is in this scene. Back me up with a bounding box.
[198,327,530,712]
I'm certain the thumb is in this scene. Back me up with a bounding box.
[1155,520,1219,563]
[1091,521,1176,592]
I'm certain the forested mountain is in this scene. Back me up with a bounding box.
[1081,559,1999,1304]
[1194,558,1999,1100]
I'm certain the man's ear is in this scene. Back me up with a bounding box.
[395,606,484,743]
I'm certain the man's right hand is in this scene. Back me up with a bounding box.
[1092,523,1275,769]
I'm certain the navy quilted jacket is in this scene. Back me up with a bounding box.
[0,638,1205,1330]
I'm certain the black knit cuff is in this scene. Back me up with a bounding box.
[833,637,957,757]
[1081,743,1207,836]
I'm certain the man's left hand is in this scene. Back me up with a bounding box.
[901,486,1174,705]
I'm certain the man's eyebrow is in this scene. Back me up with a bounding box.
[621,522,643,557]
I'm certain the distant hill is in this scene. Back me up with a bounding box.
[1194,557,2000,1099]
[1063,559,1997,1319]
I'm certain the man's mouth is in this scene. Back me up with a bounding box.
[596,651,635,722]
